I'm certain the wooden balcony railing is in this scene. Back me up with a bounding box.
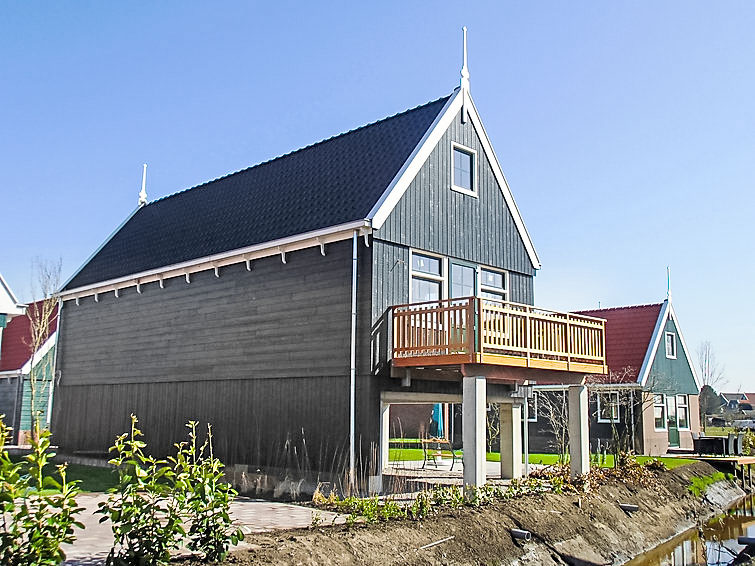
[392,297,607,374]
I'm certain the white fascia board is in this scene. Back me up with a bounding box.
[639,300,670,387]
[60,206,142,292]
[20,331,57,375]
[668,302,702,392]
[59,220,371,300]
[0,273,25,317]
[465,95,541,270]
[0,370,22,378]
[368,89,463,228]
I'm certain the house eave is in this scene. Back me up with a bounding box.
[59,219,372,300]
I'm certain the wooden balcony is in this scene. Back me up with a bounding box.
[392,297,607,375]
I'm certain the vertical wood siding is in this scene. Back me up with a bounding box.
[375,109,537,278]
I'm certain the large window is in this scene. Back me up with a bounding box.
[597,391,620,423]
[677,394,690,430]
[451,143,476,195]
[410,252,444,303]
[654,394,666,430]
[480,268,508,301]
[665,332,677,359]
[450,263,476,299]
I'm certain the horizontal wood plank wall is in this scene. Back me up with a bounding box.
[375,109,537,278]
[54,240,381,470]
[52,377,351,468]
[57,242,355,386]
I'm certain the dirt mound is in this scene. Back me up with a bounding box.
[182,462,743,566]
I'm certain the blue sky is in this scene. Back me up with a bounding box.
[2,2,753,390]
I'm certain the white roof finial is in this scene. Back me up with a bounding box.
[666,266,672,301]
[460,26,470,91]
[138,163,148,206]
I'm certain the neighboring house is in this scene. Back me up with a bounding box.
[529,299,701,456]
[54,58,608,489]
[719,392,746,411]
[0,276,58,444]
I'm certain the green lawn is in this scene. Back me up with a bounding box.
[9,455,118,492]
[704,426,736,437]
[388,448,694,469]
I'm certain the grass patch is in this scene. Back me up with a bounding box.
[10,455,118,492]
[388,449,695,470]
[704,426,736,437]
[688,471,730,497]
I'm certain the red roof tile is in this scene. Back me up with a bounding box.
[0,302,58,372]
[576,303,664,383]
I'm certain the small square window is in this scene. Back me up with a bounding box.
[665,332,677,359]
[451,145,475,195]
[597,391,620,423]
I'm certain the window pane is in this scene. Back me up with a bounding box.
[412,253,441,276]
[481,269,505,290]
[665,333,676,357]
[677,394,687,408]
[453,148,472,191]
[654,406,665,429]
[412,278,441,302]
[481,290,506,302]
[678,407,689,429]
[451,264,475,298]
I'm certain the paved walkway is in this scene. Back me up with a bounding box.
[63,494,344,565]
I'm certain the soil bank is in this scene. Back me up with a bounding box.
[192,461,745,566]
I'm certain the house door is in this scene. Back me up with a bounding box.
[666,396,680,448]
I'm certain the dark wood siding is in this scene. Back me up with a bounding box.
[54,240,377,470]
[375,109,537,278]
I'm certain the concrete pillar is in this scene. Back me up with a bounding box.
[463,375,487,490]
[380,402,390,472]
[568,385,590,477]
[499,403,523,479]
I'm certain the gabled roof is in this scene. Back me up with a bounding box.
[62,87,541,294]
[0,273,25,318]
[0,301,58,373]
[720,392,747,402]
[577,303,664,383]
[578,300,701,391]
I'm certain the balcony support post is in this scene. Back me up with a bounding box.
[463,375,487,494]
[568,385,590,477]
[380,401,390,473]
[499,402,523,479]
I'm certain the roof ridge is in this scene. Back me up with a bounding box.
[577,302,664,313]
[148,92,454,206]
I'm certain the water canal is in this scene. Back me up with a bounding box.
[626,495,755,566]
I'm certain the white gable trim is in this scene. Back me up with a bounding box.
[638,300,701,392]
[368,89,541,270]
[638,301,669,387]
[465,96,541,270]
[368,90,463,228]
[0,273,25,317]
[668,302,702,391]
[20,331,57,375]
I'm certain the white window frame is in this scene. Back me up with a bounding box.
[408,249,447,304]
[676,394,690,430]
[665,332,677,359]
[596,391,620,423]
[653,394,667,431]
[478,265,509,303]
[450,142,478,197]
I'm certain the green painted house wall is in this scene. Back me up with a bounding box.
[20,346,55,431]
[648,317,698,395]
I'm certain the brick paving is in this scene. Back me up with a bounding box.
[62,494,344,566]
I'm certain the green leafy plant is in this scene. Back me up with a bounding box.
[97,414,185,566]
[0,415,83,566]
[171,422,243,562]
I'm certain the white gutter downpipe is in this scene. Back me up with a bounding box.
[349,230,358,492]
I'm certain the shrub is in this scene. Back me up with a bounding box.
[0,416,83,566]
[97,415,185,566]
[171,422,243,562]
